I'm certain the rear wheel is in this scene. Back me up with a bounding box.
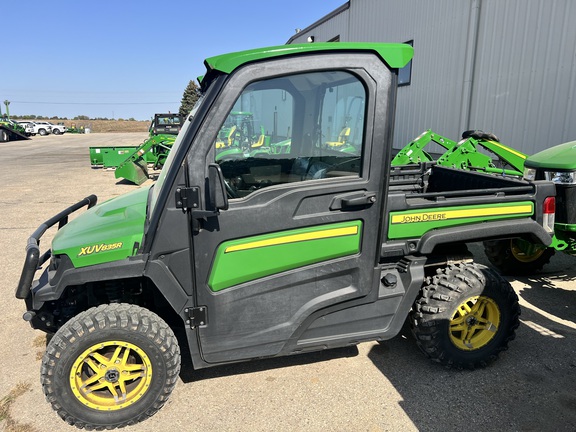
[0,130,8,142]
[410,263,519,369]
[41,303,181,429]
[483,238,554,275]
[38,128,48,136]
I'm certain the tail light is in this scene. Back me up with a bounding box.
[543,196,555,233]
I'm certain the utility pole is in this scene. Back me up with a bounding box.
[3,100,10,119]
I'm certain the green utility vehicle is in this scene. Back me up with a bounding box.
[16,43,557,429]
[484,141,576,273]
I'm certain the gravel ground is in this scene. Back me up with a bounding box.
[1,133,575,432]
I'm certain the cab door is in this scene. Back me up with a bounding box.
[188,54,395,363]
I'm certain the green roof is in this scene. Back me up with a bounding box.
[204,42,414,75]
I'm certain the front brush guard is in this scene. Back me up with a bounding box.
[15,195,98,299]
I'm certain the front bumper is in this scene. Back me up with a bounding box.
[15,195,98,300]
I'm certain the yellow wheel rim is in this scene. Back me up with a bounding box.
[510,239,546,263]
[449,296,501,351]
[69,341,152,411]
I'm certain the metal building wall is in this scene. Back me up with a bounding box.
[470,0,576,154]
[289,5,350,44]
[287,0,576,154]
[347,0,473,148]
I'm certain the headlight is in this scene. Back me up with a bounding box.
[523,168,536,181]
[545,170,576,184]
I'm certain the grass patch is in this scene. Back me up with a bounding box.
[31,335,45,348]
[0,382,37,432]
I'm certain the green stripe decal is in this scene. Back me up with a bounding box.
[208,221,363,291]
[388,202,534,239]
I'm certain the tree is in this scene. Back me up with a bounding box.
[179,80,201,117]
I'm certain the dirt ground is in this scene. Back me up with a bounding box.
[1,133,576,432]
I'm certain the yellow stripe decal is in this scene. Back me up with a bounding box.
[391,204,533,224]
[225,226,359,253]
[487,140,527,159]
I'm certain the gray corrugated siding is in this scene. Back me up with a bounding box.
[471,0,576,154]
[288,0,576,154]
[290,7,350,44]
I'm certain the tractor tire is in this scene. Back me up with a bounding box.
[0,130,8,142]
[39,128,48,136]
[41,303,181,429]
[410,263,519,369]
[483,238,554,275]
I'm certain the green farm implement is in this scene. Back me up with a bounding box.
[89,113,182,184]
[392,129,527,176]
[114,134,176,185]
[0,118,30,142]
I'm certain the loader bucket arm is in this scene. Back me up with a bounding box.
[392,129,458,165]
[114,134,176,185]
[436,131,527,176]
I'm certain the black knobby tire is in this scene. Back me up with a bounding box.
[483,238,554,275]
[0,129,8,142]
[410,263,520,369]
[41,303,181,429]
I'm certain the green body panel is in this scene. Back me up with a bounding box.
[208,220,363,291]
[388,202,534,239]
[525,140,576,170]
[205,43,413,75]
[52,186,149,268]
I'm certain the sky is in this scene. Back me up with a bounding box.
[2,0,346,121]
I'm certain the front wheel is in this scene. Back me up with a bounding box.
[41,304,181,429]
[38,128,48,136]
[483,238,554,275]
[410,263,520,369]
[52,128,61,135]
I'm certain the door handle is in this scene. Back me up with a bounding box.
[340,192,377,209]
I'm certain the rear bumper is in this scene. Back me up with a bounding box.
[15,195,98,299]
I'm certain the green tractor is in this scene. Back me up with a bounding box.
[484,140,576,274]
[214,111,277,161]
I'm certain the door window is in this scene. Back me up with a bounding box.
[213,71,367,198]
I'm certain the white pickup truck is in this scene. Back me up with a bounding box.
[34,121,67,135]
[17,121,52,136]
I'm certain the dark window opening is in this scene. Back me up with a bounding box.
[398,40,413,86]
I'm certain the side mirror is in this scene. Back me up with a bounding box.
[208,163,229,211]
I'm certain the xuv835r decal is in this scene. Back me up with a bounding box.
[78,242,124,257]
[388,202,533,239]
[208,221,363,291]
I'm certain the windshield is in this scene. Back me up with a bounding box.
[149,96,205,214]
